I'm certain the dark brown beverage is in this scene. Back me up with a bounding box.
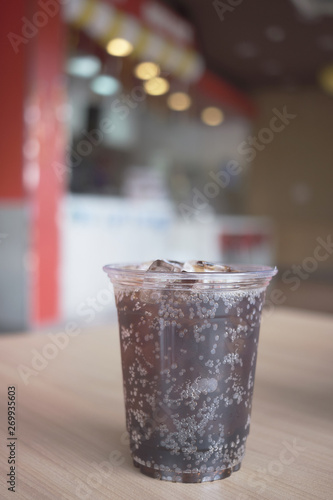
[104,261,276,482]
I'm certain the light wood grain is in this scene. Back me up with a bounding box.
[0,308,333,500]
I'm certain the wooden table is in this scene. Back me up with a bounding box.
[0,308,332,500]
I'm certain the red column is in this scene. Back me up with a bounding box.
[28,0,67,325]
[1,1,66,327]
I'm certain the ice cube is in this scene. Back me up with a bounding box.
[146,259,183,273]
[182,261,234,273]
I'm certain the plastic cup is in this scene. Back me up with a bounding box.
[103,263,277,483]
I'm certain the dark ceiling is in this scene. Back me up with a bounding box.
[162,0,333,90]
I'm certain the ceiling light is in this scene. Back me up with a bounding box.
[201,107,224,126]
[106,38,133,57]
[66,55,101,78]
[144,77,170,96]
[318,64,333,94]
[134,61,160,80]
[90,75,121,96]
[167,92,192,111]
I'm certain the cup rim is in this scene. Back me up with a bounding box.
[103,262,278,284]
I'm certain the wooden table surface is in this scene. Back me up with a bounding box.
[0,308,333,500]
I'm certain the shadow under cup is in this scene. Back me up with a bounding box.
[103,264,277,483]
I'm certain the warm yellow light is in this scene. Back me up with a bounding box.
[167,92,192,111]
[106,38,133,57]
[144,77,170,96]
[318,64,333,94]
[134,61,160,80]
[201,106,224,126]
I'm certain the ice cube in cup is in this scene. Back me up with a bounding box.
[147,259,183,272]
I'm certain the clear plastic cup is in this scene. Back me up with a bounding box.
[103,263,277,483]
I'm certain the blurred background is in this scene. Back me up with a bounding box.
[1,0,333,331]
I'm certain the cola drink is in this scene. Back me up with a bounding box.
[103,261,277,482]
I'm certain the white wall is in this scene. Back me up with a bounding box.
[60,195,176,323]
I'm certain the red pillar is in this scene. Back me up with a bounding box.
[0,1,66,328]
